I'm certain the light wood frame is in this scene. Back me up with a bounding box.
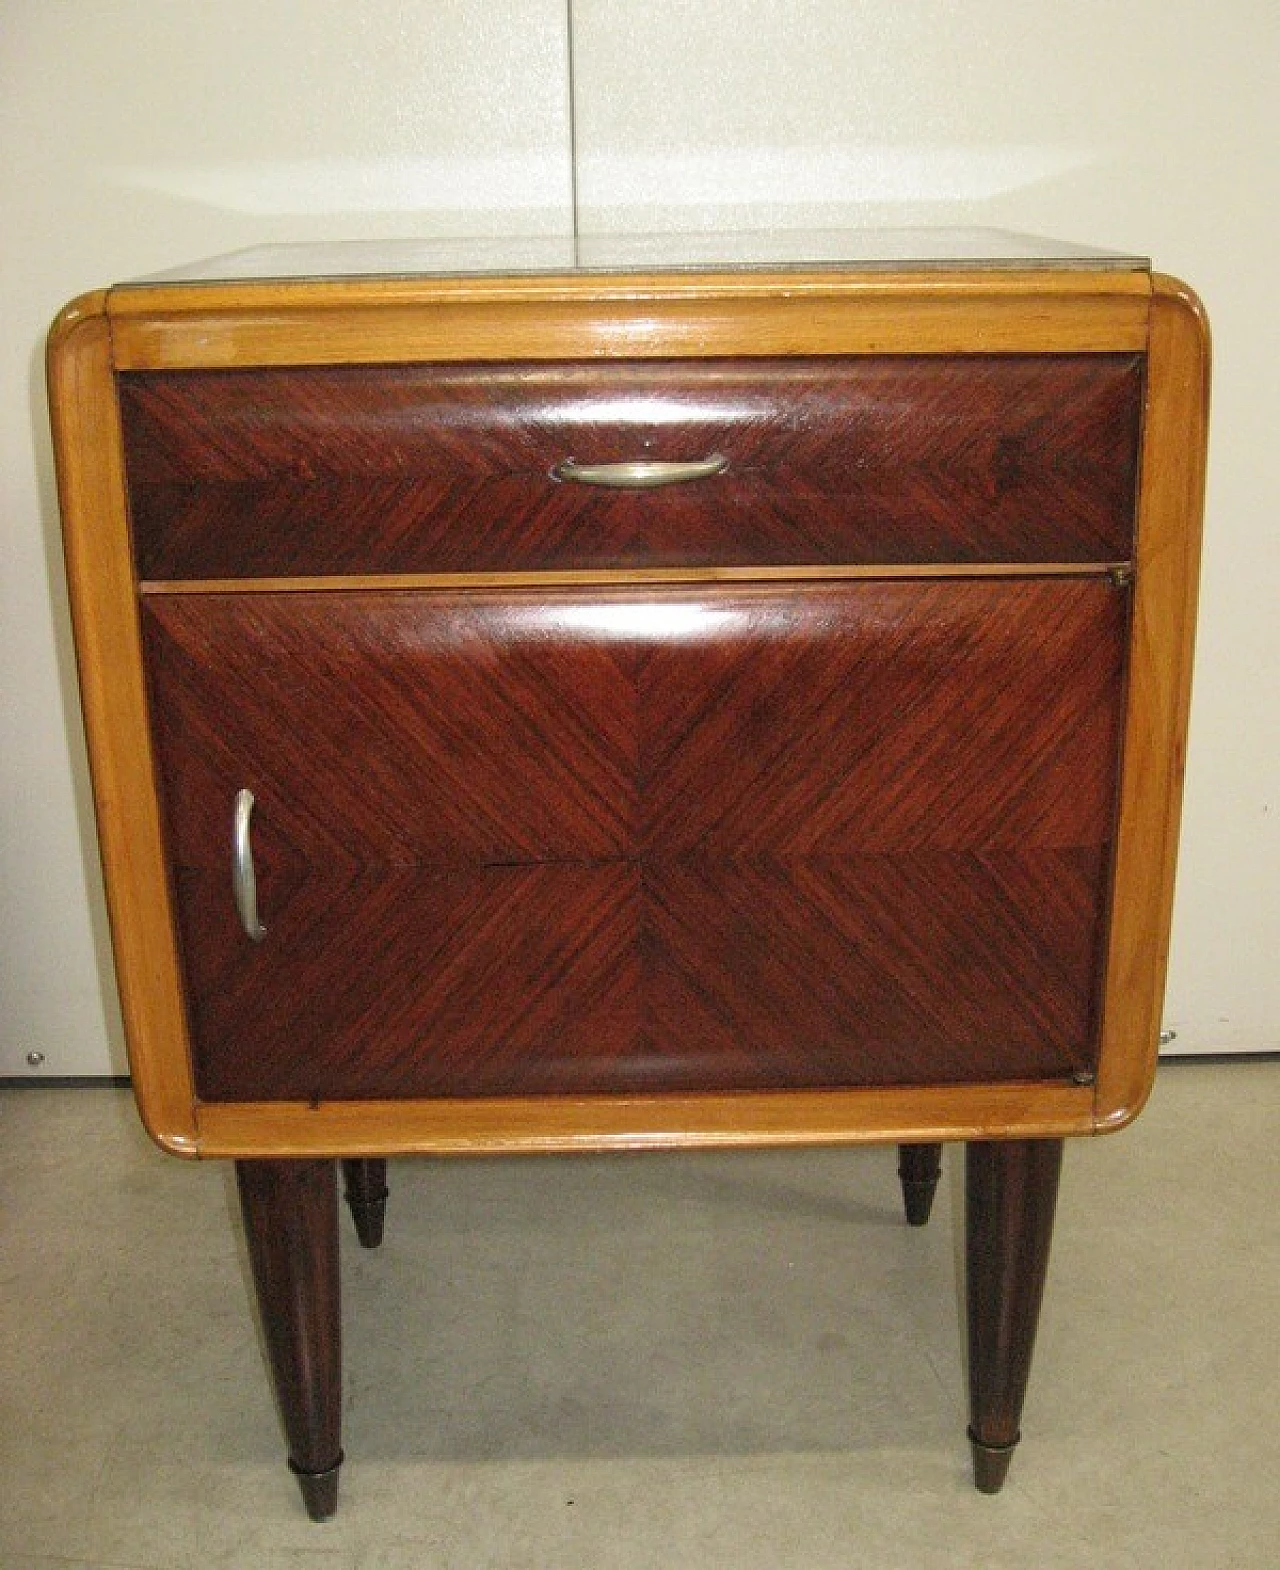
[47,267,1207,1159]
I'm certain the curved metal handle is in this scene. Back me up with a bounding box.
[232,788,266,942]
[551,454,729,489]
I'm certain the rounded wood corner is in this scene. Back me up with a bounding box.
[135,1100,202,1159]
[1149,274,1212,370]
[1091,1065,1158,1136]
[47,290,112,365]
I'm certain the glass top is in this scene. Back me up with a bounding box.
[126,228,1148,286]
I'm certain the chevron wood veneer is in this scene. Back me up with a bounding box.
[48,246,1209,1515]
[121,356,1141,578]
[141,579,1125,1101]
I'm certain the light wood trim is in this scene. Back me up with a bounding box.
[111,265,1153,318]
[139,562,1130,597]
[107,268,1150,370]
[52,265,1196,1162]
[192,1081,1096,1159]
[47,297,200,1156]
[1094,276,1210,1131]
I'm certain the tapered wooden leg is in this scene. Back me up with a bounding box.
[897,1142,943,1226]
[236,1159,343,1521]
[965,1138,1063,1493]
[341,1158,389,1249]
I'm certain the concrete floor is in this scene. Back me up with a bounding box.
[0,1062,1276,1570]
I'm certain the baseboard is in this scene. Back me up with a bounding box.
[1159,1051,1280,1066]
[0,1057,1273,1094]
[0,1074,133,1089]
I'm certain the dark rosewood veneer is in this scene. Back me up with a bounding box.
[48,250,1207,1522]
[142,578,1126,1103]
[121,355,1141,578]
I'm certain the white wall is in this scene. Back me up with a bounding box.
[0,2,572,1076]
[2,2,1275,1074]
[568,3,1280,1058]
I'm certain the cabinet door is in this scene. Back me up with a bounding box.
[142,579,1126,1102]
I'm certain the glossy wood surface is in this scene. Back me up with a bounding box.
[45,299,199,1154]
[142,578,1125,1102]
[235,1159,342,1519]
[46,264,1209,1157]
[1093,278,1210,1129]
[965,1138,1064,1492]
[105,268,1152,371]
[193,1081,1095,1157]
[140,561,1131,596]
[121,356,1141,579]
[49,259,1210,1520]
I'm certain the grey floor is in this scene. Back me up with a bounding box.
[1,1063,1277,1570]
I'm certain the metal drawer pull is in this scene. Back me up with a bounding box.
[232,788,266,942]
[552,454,729,489]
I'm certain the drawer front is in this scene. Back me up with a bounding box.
[122,356,1142,579]
[142,579,1126,1102]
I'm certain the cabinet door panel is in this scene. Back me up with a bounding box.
[142,579,1125,1100]
[174,863,641,1101]
[143,591,637,867]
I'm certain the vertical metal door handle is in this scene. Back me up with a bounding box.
[232,788,266,942]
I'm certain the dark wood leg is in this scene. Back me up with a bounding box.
[897,1142,943,1225]
[236,1159,343,1521]
[965,1137,1063,1493]
[341,1158,389,1249]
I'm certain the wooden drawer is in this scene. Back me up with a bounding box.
[141,577,1127,1102]
[120,355,1142,579]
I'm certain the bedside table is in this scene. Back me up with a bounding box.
[48,230,1208,1519]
